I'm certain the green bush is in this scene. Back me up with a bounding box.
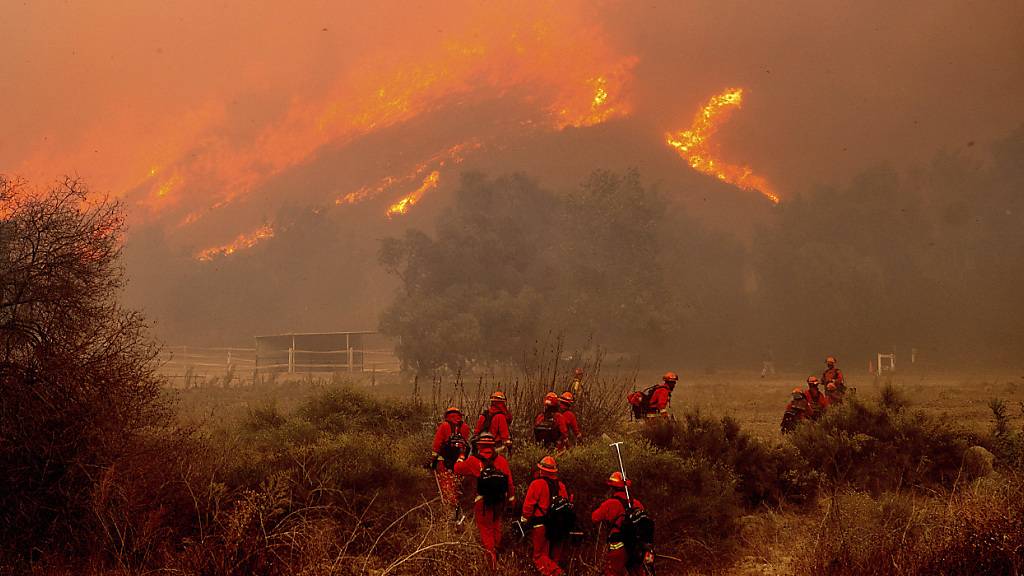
[641,410,820,507]
[789,392,973,492]
[297,386,430,434]
[509,440,743,568]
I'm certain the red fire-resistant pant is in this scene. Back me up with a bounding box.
[435,465,461,507]
[604,546,646,576]
[475,500,502,569]
[531,526,565,576]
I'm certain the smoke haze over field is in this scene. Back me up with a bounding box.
[2,1,1023,365]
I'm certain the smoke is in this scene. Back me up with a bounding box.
[3,1,1023,351]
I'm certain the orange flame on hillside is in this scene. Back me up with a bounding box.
[135,12,632,226]
[335,140,480,206]
[665,88,780,204]
[195,224,275,261]
[386,171,441,218]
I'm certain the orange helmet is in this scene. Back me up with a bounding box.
[544,392,559,407]
[559,391,575,405]
[444,406,462,416]
[826,356,837,365]
[476,432,497,446]
[663,371,679,382]
[606,471,632,488]
[537,456,558,473]
[489,391,507,403]
[791,387,805,397]
[807,376,820,386]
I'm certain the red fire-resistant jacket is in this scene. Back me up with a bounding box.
[591,491,645,541]
[560,409,581,438]
[453,450,514,501]
[804,388,830,416]
[475,407,511,445]
[647,385,671,414]
[522,475,571,520]
[823,367,845,388]
[431,415,471,456]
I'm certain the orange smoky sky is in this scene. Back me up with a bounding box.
[2,0,1022,221]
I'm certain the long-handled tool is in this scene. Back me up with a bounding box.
[609,441,656,576]
[609,441,632,502]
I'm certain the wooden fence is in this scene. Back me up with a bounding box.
[158,345,400,387]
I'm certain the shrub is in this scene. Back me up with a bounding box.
[0,177,174,561]
[509,439,743,569]
[641,409,820,507]
[789,392,973,492]
[297,386,430,434]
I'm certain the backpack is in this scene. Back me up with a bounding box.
[627,384,663,419]
[781,409,800,434]
[613,496,655,554]
[542,479,575,541]
[479,409,512,436]
[476,456,509,506]
[439,422,468,467]
[533,411,560,446]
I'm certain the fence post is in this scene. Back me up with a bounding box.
[288,336,295,374]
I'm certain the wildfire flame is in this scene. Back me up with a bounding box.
[386,171,441,218]
[194,224,275,262]
[665,88,780,204]
[335,140,480,206]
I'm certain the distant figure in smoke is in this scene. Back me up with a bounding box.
[781,388,809,433]
[571,367,585,396]
[804,376,830,419]
[822,356,846,392]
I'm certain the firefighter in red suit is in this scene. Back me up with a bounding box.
[558,392,582,446]
[647,372,678,418]
[535,392,569,449]
[804,376,830,419]
[592,472,650,576]
[475,390,513,453]
[520,456,572,576]
[822,356,846,392]
[430,406,471,520]
[453,432,515,570]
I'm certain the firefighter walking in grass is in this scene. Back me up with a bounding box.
[534,392,569,449]
[557,392,582,447]
[430,406,471,522]
[822,356,846,392]
[521,456,575,576]
[628,372,679,419]
[453,432,514,570]
[592,472,655,576]
[475,391,513,453]
[804,376,830,419]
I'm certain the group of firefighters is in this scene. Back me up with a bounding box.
[780,356,849,433]
[429,369,680,575]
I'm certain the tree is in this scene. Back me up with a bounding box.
[0,177,171,556]
[378,173,559,372]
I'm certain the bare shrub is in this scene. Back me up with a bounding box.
[0,177,174,561]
